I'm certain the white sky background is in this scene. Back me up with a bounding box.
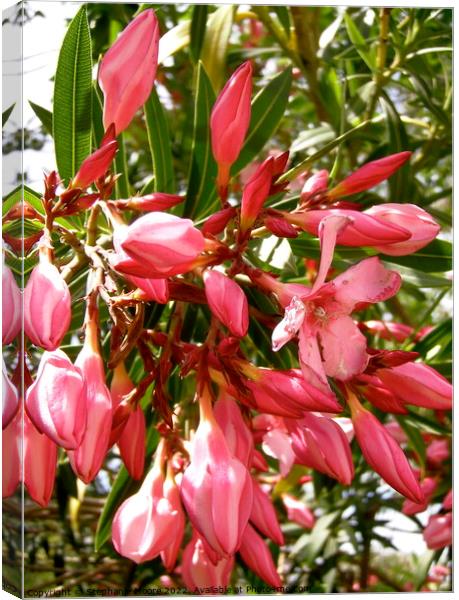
[1,0,454,565]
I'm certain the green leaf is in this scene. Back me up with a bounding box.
[344,12,376,71]
[381,239,452,273]
[29,101,53,135]
[144,86,175,193]
[2,104,15,127]
[200,5,235,92]
[114,133,130,199]
[395,415,426,471]
[95,426,159,551]
[190,5,208,63]
[232,68,293,174]
[272,7,291,38]
[53,5,92,182]
[183,62,217,220]
[91,83,105,148]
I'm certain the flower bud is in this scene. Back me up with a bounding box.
[68,322,112,483]
[300,170,329,203]
[24,250,71,351]
[118,213,205,278]
[118,406,146,481]
[211,61,253,192]
[238,524,282,589]
[328,152,412,199]
[2,408,21,499]
[2,264,21,344]
[214,392,253,466]
[203,270,249,338]
[402,477,437,516]
[3,359,19,429]
[426,439,449,467]
[25,350,87,450]
[121,193,184,212]
[24,412,58,507]
[129,276,169,303]
[99,9,160,134]
[112,449,180,563]
[250,479,284,545]
[160,465,186,571]
[423,512,452,550]
[282,494,316,529]
[181,385,253,558]
[72,140,118,189]
[348,396,423,503]
[240,157,274,233]
[181,532,234,593]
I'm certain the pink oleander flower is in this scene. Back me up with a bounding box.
[262,425,295,477]
[2,359,19,429]
[110,362,146,480]
[423,512,452,550]
[181,532,234,594]
[362,320,414,343]
[238,524,282,589]
[72,139,118,189]
[180,384,253,558]
[68,321,112,483]
[348,393,423,503]
[240,156,274,233]
[374,362,452,411]
[2,408,21,499]
[402,477,437,515]
[286,412,354,485]
[426,439,450,467]
[24,411,58,507]
[2,264,21,344]
[384,420,408,444]
[327,152,412,199]
[112,442,181,563]
[300,170,329,203]
[25,349,87,450]
[210,61,253,195]
[288,204,439,257]
[214,392,254,466]
[115,213,205,278]
[160,464,186,571]
[24,245,71,351]
[250,479,284,545]
[99,9,160,134]
[282,493,316,529]
[203,270,249,337]
[272,248,401,387]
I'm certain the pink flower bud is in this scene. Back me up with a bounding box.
[264,215,298,238]
[240,157,274,232]
[375,362,452,411]
[426,439,449,467]
[122,193,184,212]
[202,207,237,237]
[282,493,316,529]
[214,393,254,466]
[3,359,19,429]
[118,213,205,278]
[129,276,169,303]
[238,524,282,589]
[181,386,253,558]
[328,152,412,198]
[24,412,58,507]
[442,489,452,511]
[160,465,186,571]
[2,408,21,499]
[2,264,21,344]
[384,420,408,444]
[250,479,284,545]
[423,512,452,550]
[109,362,146,480]
[112,450,181,563]
[203,270,249,337]
[365,204,440,256]
[24,251,71,351]
[362,320,414,343]
[25,350,87,450]
[99,9,160,134]
[68,323,112,483]
[286,413,354,485]
[354,373,407,414]
[72,140,118,188]
[402,477,437,515]
[211,61,253,190]
[181,532,234,593]
[348,398,423,503]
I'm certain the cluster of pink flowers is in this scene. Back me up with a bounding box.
[2,8,451,592]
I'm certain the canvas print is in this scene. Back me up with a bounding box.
[2,2,452,597]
